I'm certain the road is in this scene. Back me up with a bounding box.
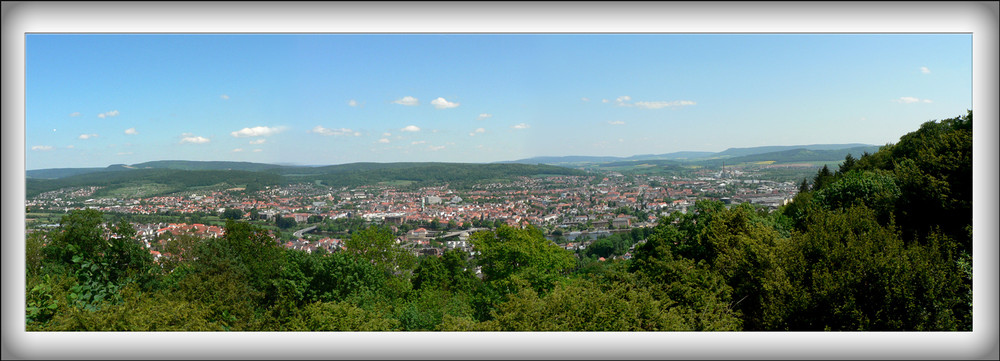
[293,225,318,238]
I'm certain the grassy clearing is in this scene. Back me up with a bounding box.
[378,180,416,187]
[104,183,176,198]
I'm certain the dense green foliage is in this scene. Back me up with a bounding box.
[25,113,972,331]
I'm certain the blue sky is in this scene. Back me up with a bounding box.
[25,34,971,170]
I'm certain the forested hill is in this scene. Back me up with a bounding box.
[25,162,586,198]
[26,160,296,179]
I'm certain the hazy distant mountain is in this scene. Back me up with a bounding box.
[698,145,882,166]
[502,144,875,165]
[711,144,876,158]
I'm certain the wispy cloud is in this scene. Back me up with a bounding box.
[78,133,98,140]
[97,110,119,119]
[382,132,392,137]
[613,95,696,109]
[253,149,263,152]
[231,126,284,138]
[249,138,266,144]
[393,96,419,106]
[378,138,390,144]
[69,112,81,117]
[401,125,421,132]
[469,127,486,136]
[920,66,931,74]
[429,145,446,151]
[220,94,230,100]
[348,99,359,107]
[31,145,53,151]
[431,97,460,109]
[512,123,530,129]
[615,96,632,106]
[411,140,426,145]
[893,96,933,104]
[310,126,360,136]
[233,148,244,152]
[635,100,696,109]
[581,97,590,102]
[608,120,625,125]
[124,127,138,135]
[180,134,210,144]
[477,113,493,120]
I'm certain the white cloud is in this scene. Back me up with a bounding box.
[393,96,419,106]
[469,127,486,136]
[608,120,625,125]
[348,99,358,107]
[411,140,426,145]
[401,125,421,132]
[602,99,609,103]
[431,97,460,109]
[249,138,266,144]
[382,132,392,137]
[66,145,74,149]
[378,138,390,143]
[180,135,210,144]
[581,97,590,102]
[894,96,932,104]
[920,66,931,74]
[477,113,493,120]
[231,126,284,138]
[220,94,230,100]
[31,145,53,151]
[124,127,138,135]
[429,145,446,151]
[512,123,530,129]
[78,133,98,140]
[634,100,696,109]
[232,148,244,152]
[97,110,120,119]
[69,112,81,117]
[253,149,263,152]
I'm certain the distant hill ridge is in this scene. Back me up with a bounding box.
[26,143,877,179]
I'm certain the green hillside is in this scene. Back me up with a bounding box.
[25,162,586,199]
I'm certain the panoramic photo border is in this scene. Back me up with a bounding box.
[3,1,998,360]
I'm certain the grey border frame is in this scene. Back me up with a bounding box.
[3,1,998,360]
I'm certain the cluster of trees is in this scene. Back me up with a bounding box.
[25,112,972,331]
